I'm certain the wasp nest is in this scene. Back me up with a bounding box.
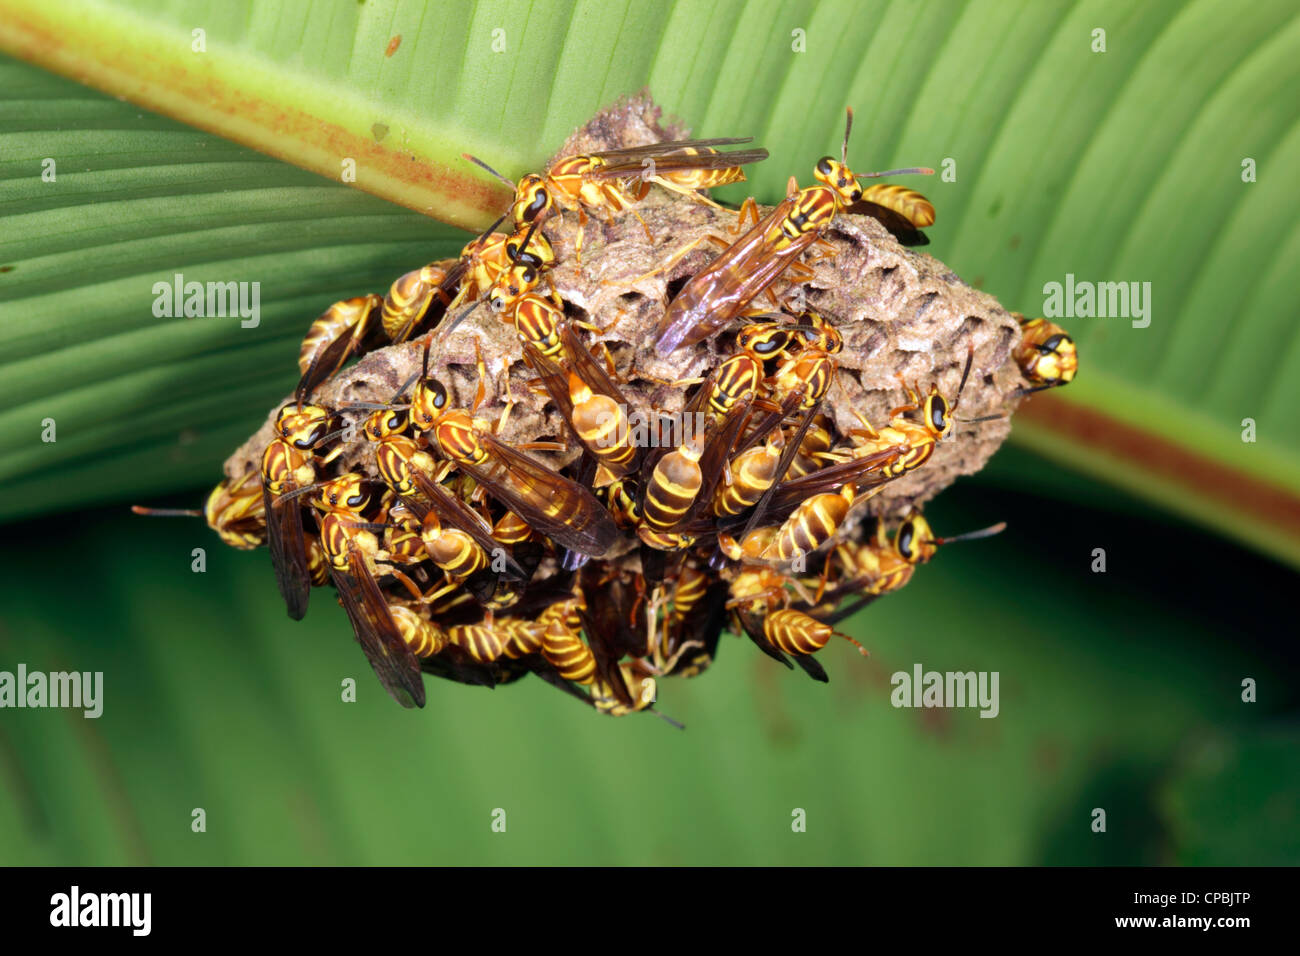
[213,93,1045,719]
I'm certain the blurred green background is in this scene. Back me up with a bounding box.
[0,0,1297,865]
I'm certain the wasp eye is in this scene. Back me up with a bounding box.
[929,397,948,433]
[816,157,834,176]
[898,523,915,560]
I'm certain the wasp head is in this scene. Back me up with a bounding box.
[922,390,952,440]
[894,513,938,565]
[276,403,333,450]
[814,156,863,206]
[511,174,552,228]
[410,378,449,432]
[317,474,369,513]
[363,407,407,443]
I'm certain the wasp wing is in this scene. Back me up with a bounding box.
[790,652,830,683]
[331,549,425,708]
[588,148,770,180]
[262,480,312,621]
[454,433,620,558]
[586,137,757,162]
[560,324,632,406]
[654,199,815,354]
[765,442,911,515]
[848,200,929,246]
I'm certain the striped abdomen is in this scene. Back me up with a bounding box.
[391,606,447,657]
[541,621,597,684]
[643,438,704,530]
[380,261,454,342]
[448,624,506,663]
[765,609,835,656]
[712,444,781,516]
[765,487,854,560]
[860,184,936,228]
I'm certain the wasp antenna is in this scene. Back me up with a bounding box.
[272,482,323,508]
[391,370,423,403]
[131,505,202,517]
[437,299,480,345]
[842,107,854,166]
[1012,383,1062,398]
[650,707,686,730]
[339,401,406,413]
[510,215,543,264]
[350,521,392,535]
[480,212,507,240]
[860,166,936,179]
[936,521,1007,546]
[835,630,870,657]
[953,345,975,410]
[461,153,515,188]
[315,426,352,445]
[955,412,1006,425]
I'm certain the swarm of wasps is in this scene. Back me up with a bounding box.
[138,107,1077,721]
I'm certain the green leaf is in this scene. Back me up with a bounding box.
[0,0,1297,574]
